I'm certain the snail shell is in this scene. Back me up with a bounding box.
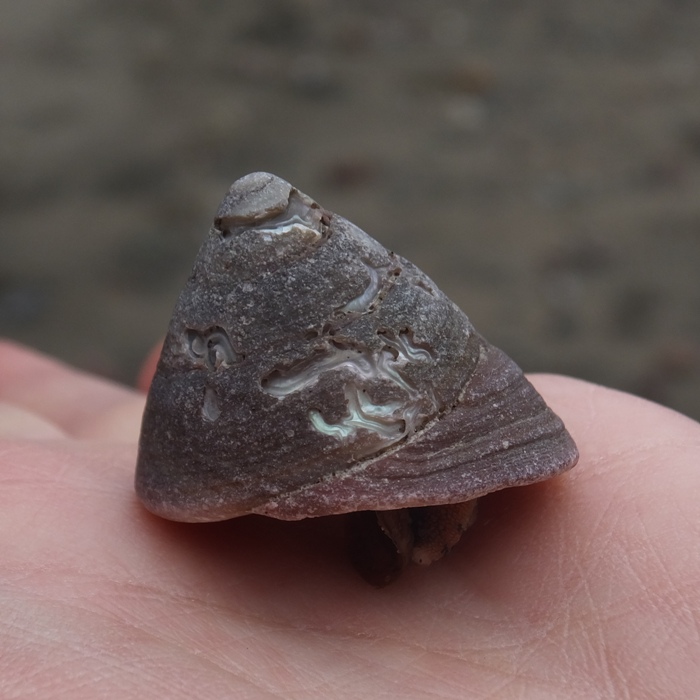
[136,172,579,585]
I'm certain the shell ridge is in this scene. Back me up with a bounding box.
[249,337,577,517]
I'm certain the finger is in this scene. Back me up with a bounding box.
[0,402,67,440]
[0,340,145,441]
[523,375,700,660]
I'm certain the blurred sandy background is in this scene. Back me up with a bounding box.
[1,0,699,420]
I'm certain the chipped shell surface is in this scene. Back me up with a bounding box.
[136,173,579,522]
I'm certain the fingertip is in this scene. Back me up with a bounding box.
[137,339,164,393]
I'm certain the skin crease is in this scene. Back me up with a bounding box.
[0,339,699,699]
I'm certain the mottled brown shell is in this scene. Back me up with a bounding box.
[135,172,578,582]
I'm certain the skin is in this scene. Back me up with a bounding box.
[0,339,698,699]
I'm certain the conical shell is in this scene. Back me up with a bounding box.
[136,172,578,522]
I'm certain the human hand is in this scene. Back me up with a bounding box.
[1,340,698,699]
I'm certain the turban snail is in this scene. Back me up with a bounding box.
[136,172,579,585]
